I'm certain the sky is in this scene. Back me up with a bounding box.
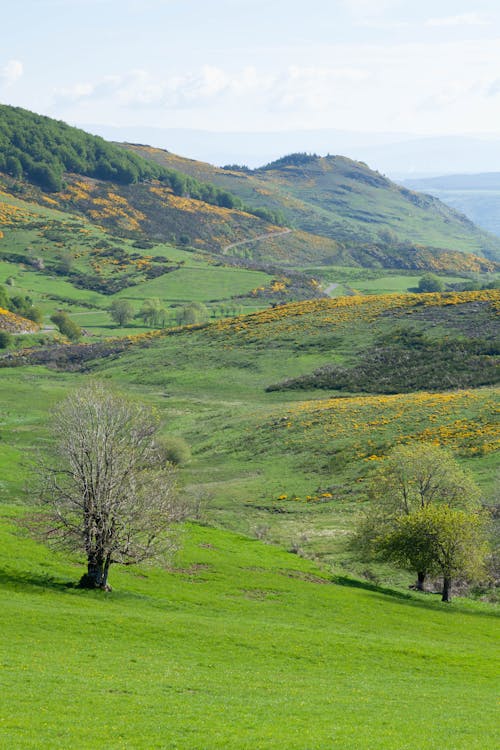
[3,0,500,139]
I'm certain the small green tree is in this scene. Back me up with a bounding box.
[355,443,480,590]
[380,505,489,601]
[109,299,134,327]
[175,302,208,326]
[418,273,444,293]
[139,298,167,328]
[50,312,82,342]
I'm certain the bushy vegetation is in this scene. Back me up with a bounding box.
[0,283,43,323]
[258,152,320,171]
[50,311,82,341]
[267,329,499,394]
[0,105,285,225]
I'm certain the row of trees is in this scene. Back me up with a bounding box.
[109,299,211,328]
[355,444,490,601]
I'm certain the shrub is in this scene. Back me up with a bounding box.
[0,330,13,348]
[50,312,82,341]
[418,273,445,293]
[158,436,191,466]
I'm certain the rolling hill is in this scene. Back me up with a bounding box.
[3,289,498,569]
[0,105,498,273]
[125,144,500,268]
[0,273,498,750]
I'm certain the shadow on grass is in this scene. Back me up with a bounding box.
[332,575,498,618]
[0,567,76,592]
[333,575,416,600]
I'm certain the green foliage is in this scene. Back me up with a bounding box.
[175,301,209,326]
[380,505,489,601]
[0,330,13,348]
[0,105,282,222]
[109,298,134,327]
[1,287,43,324]
[139,298,167,328]
[50,311,82,341]
[157,435,192,466]
[355,444,482,594]
[259,152,320,171]
[368,443,481,515]
[0,284,9,308]
[418,273,445,293]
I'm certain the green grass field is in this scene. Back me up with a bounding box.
[0,511,498,750]
[0,281,498,747]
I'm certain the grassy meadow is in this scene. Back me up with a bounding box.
[0,196,498,747]
[0,512,498,749]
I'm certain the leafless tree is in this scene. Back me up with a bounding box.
[35,382,186,590]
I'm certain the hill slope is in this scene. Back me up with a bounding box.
[125,145,500,267]
[3,291,497,567]
[403,172,500,238]
[0,105,497,272]
[1,512,497,749]
[0,104,289,255]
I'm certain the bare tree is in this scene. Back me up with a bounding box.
[35,382,186,590]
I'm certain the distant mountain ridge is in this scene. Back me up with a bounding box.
[0,105,498,272]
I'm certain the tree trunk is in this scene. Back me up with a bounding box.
[441,577,452,602]
[416,571,426,591]
[79,558,111,590]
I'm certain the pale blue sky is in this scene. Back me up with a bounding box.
[3,0,500,136]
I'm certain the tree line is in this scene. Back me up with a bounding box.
[0,105,286,224]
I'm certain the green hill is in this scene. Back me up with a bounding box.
[1,510,498,749]
[3,290,497,570]
[0,289,498,747]
[1,107,499,750]
[125,144,500,268]
[0,188,324,341]
[0,104,288,255]
[0,105,498,273]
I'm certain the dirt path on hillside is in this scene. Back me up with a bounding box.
[323,282,339,295]
[222,228,292,253]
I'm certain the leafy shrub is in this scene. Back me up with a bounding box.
[50,312,82,341]
[0,330,13,348]
[158,436,191,466]
[418,273,445,293]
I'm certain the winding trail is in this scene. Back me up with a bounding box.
[222,228,292,254]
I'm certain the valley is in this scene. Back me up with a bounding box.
[0,106,498,750]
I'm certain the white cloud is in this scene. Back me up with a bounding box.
[0,59,23,87]
[426,13,488,27]
[54,63,371,114]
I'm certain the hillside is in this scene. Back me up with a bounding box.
[0,105,287,255]
[403,172,500,238]
[1,512,497,749]
[1,287,498,747]
[3,290,498,570]
[0,106,498,273]
[0,187,328,344]
[125,144,500,268]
